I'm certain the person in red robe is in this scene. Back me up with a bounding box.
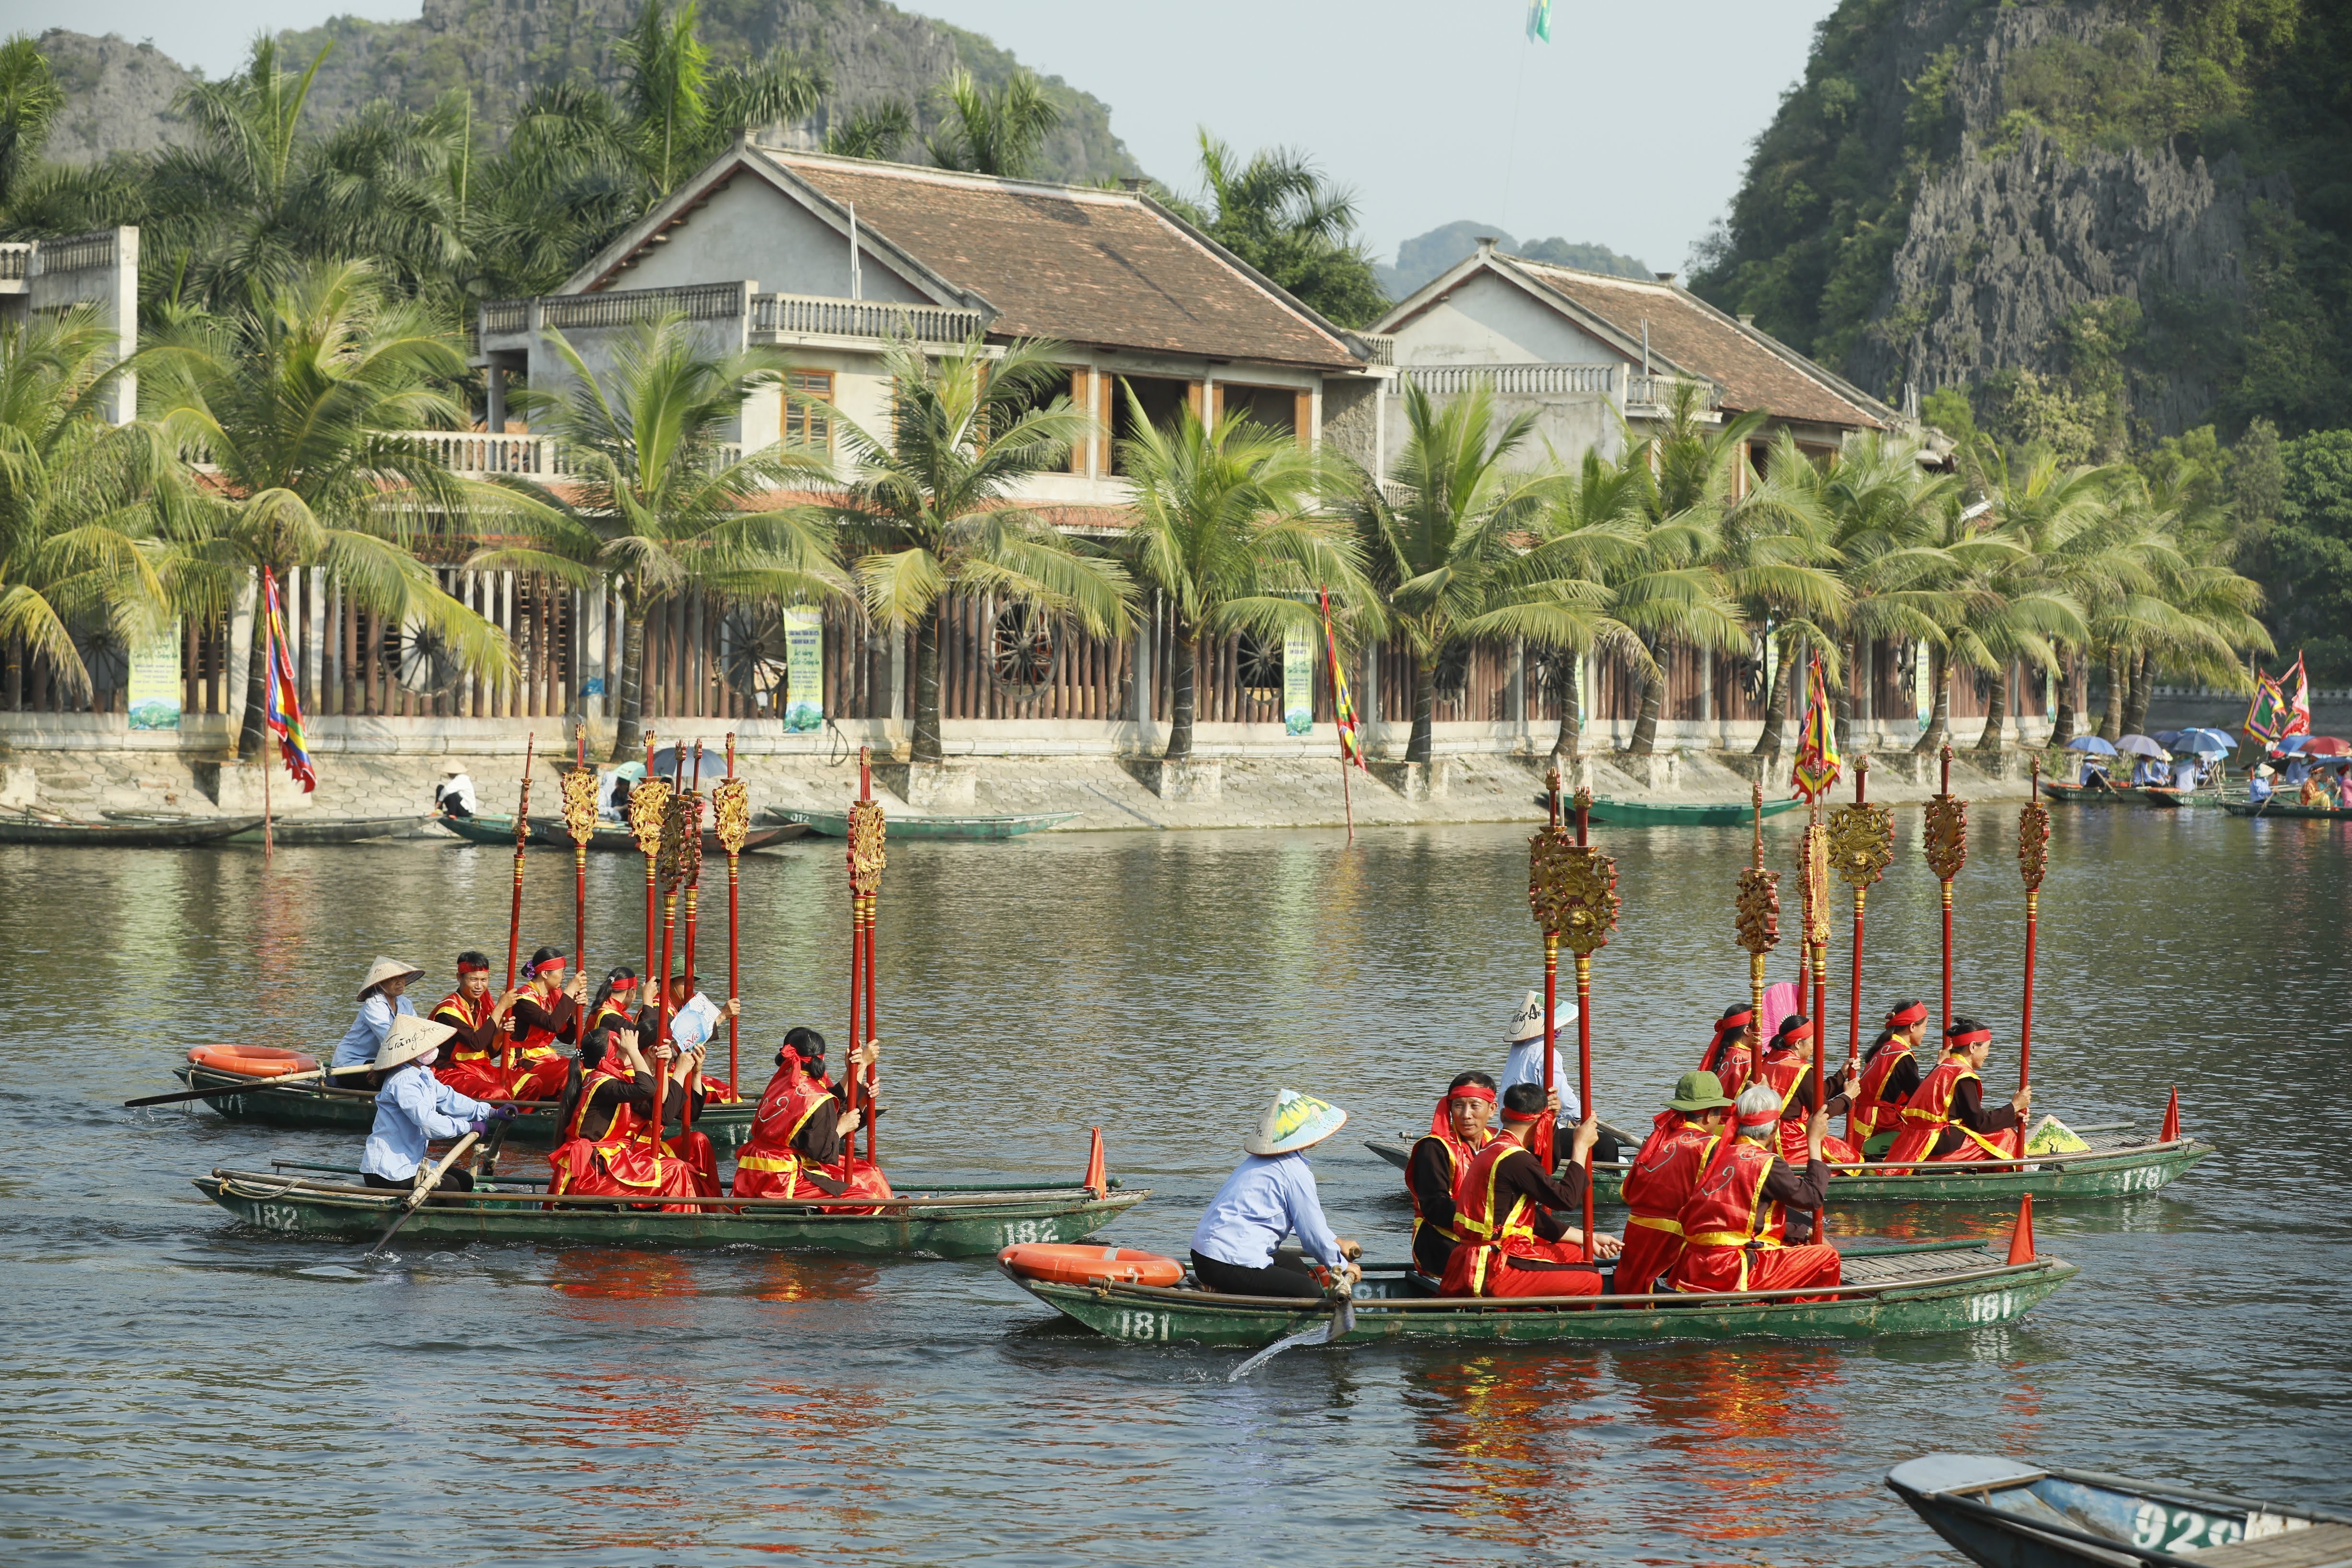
[1882,1017,2029,1167]
[1404,1071,1497,1283]
[1755,1015,1865,1166]
[1669,1085,1842,1296]
[545,1017,704,1209]
[731,1028,891,1210]
[431,951,523,1101]
[1612,1071,1734,1296]
[1698,1003,1758,1098]
[1843,999,1929,1156]
[1438,1083,1618,1299]
[504,947,585,1104]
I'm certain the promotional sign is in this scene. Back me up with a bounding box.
[1913,646,1934,731]
[1282,626,1313,736]
[126,622,182,731]
[782,608,823,733]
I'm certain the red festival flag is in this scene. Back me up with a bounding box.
[1321,589,1366,770]
[262,570,316,793]
[2282,653,2312,739]
[2244,668,2287,744]
[1790,651,1841,801]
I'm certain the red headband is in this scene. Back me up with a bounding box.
[1449,1084,1498,1106]
[1716,1008,1755,1030]
[1501,1105,1542,1124]
[1948,1027,1992,1048]
[1737,1106,1782,1130]
[1774,1017,1815,1045]
[531,956,567,976]
[456,960,489,974]
[1884,1002,1928,1029]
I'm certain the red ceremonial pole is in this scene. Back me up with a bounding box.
[642,734,659,1027]
[863,835,879,1168]
[725,733,740,1093]
[1848,759,1868,1066]
[1938,746,1956,1034]
[684,741,703,984]
[2019,756,2051,1097]
[506,735,535,991]
[572,727,588,976]
[845,750,868,1172]
[1572,788,1596,1261]
[1540,767,1562,1173]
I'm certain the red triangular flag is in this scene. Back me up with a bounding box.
[1083,1126,1106,1197]
[2160,1086,2180,1143]
[2006,1192,2037,1265]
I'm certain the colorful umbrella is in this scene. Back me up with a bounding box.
[2116,734,2168,758]
[2066,736,2118,755]
[2171,728,2235,755]
[2303,736,2350,756]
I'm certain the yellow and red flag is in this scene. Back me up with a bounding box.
[1791,650,1840,801]
[1321,589,1365,769]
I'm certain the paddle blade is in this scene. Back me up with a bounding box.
[1083,1126,1106,1198]
[2160,1086,2180,1143]
[2006,1193,2036,1265]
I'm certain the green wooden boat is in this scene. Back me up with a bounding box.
[1004,1239,2076,1347]
[2222,799,2352,820]
[2040,781,2134,803]
[164,1063,757,1152]
[2136,788,2227,809]
[195,1167,1147,1255]
[766,806,1078,840]
[1535,796,1806,828]
[1586,1132,2209,1204]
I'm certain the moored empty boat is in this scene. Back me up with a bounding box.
[765,805,1077,840]
[1886,1451,2352,1568]
[0,811,266,847]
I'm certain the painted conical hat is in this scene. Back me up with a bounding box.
[372,1014,455,1071]
[1505,989,1578,1042]
[1242,1088,1348,1157]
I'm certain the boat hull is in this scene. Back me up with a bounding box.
[766,807,1077,840]
[1009,1244,2077,1347]
[1887,1453,2352,1568]
[168,1065,756,1151]
[195,1170,1147,1255]
[441,812,807,852]
[1587,1137,2209,1203]
[2223,800,2352,819]
[0,814,266,847]
[2039,782,2134,804]
[1551,797,1807,828]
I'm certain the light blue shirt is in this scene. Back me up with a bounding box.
[2249,775,2273,802]
[670,992,720,1052]
[1190,1152,1344,1269]
[361,1064,494,1181]
[1501,1039,1584,1127]
[331,992,415,1069]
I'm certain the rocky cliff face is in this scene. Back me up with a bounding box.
[1855,128,2284,438]
[37,0,1136,185]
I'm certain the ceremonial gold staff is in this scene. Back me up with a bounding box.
[503,734,535,992]
[713,734,751,1093]
[1529,769,1619,1261]
[649,766,692,1155]
[626,734,673,1096]
[2017,756,2051,1104]
[1924,743,1969,1035]
[560,725,597,981]
[1828,757,1894,1074]
[846,747,888,1169]
[1734,781,1782,1094]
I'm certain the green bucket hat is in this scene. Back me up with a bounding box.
[1666,1070,1736,1114]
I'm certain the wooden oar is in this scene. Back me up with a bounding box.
[124,1063,376,1107]
[1226,1286,1356,1381]
[362,1130,479,1260]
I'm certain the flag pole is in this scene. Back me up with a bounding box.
[1530,771,1618,1266]
[505,736,535,991]
[846,747,888,1170]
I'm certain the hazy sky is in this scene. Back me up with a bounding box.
[16,0,1841,270]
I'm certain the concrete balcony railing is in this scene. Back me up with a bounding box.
[0,243,30,284]
[751,292,983,344]
[1627,372,1720,413]
[1399,362,1721,416]
[394,431,749,481]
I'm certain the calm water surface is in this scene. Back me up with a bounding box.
[2,803,2348,1566]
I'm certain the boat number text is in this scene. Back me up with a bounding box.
[1001,1220,1061,1246]
[1112,1311,1170,1342]
[1964,1290,2019,1324]
[255,1203,301,1232]
[2132,1505,2243,1552]
[2112,1164,2169,1193]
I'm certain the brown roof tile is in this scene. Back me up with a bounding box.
[774,154,1362,372]
[1513,261,1885,431]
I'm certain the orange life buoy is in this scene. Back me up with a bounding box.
[187,1045,319,1078]
[997,1243,1183,1288]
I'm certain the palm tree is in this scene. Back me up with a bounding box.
[1809,432,1958,752]
[1332,382,1551,764]
[1710,434,1843,760]
[479,314,842,761]
[1958,446,2104,750]
[810,335,1131,764]
[824,100,914,161]
[1117,400,1361,760]
[146,259,513,760]
[0,34,64,219]
[0,307,183,706]
[1161,133,1389,328]
[922,69,1060,179]
[1461,448,1651,766]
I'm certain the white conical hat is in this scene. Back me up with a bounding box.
[373,1014,455,1071]
[1505,989,1578,1042]
[357,956,424,999]
[1242,1089,1348,1157]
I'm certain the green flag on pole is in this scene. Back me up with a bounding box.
[1526,0,1552,42]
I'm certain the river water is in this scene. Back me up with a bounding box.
[3,802,2347,1566]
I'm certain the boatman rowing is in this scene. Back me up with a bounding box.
[1190,1090,1361,1300]
[359,1015,514,1194]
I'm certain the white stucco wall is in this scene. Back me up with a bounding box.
[1390,272,1615,366]
[604,176,929,304]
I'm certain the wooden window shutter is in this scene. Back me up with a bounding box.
[1294,389,1314,449]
